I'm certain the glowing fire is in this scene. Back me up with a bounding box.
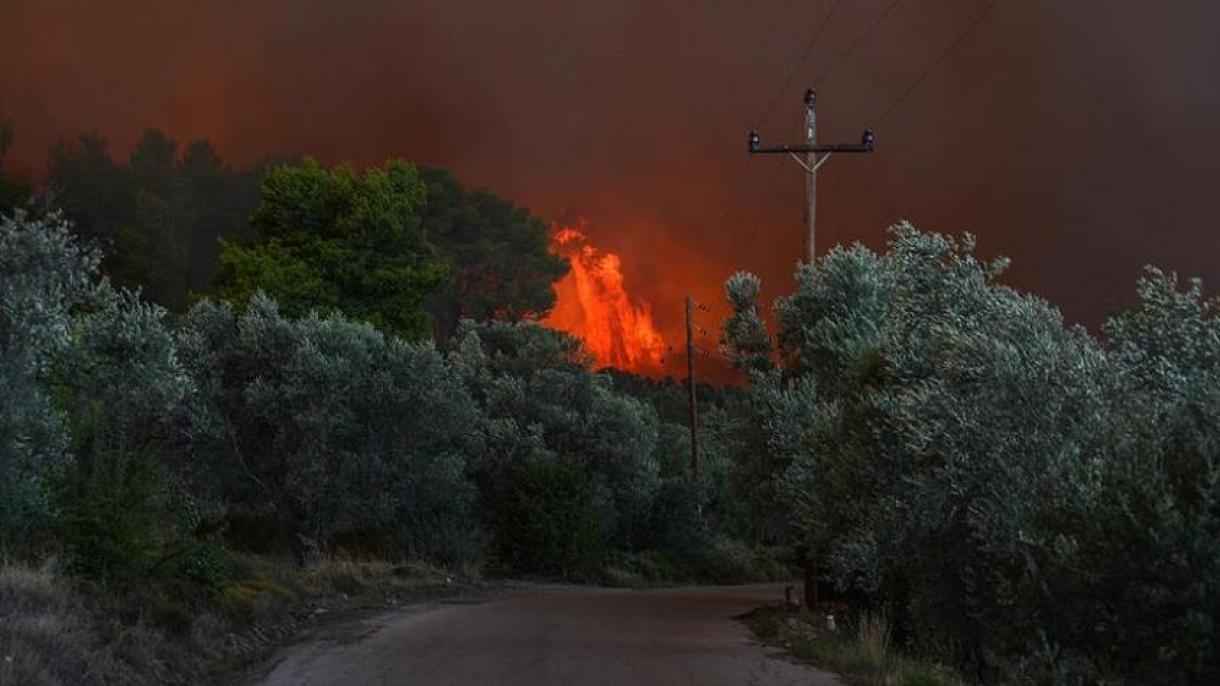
[544,223,668,372]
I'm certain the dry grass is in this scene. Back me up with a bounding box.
[0,554,476,685]
[245,553,458,605]
[746,605,965,686]
[206,553,477,680]
[0,560,150,685]
[856,612,894,678]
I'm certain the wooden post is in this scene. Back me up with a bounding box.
[803,88,818,264]
[804,555,819,611]
[685,295,699,476]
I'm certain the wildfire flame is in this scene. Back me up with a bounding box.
[544,223,668,372]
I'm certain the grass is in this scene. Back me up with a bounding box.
[746,604,966,686]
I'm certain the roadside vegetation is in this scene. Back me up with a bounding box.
[0,130,777,684]
[724,226,1220,684]
[0,553,472,685]
[3,120,1217,684]
[747,604,964,686]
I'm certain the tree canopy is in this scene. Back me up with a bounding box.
[33,128,568,342]
[419,167,568,338]
[48,129,258,310]
[213,157,447,340]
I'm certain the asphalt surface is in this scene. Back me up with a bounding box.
[256,583,841,685]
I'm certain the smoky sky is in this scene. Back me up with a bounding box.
[4,0,1220,355]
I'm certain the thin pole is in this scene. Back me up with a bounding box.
[802,91,818,609]
[803,88,817,263]
[805,556,819,611]
[685,295,699,476]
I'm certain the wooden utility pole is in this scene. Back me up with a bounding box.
[749,88,875,261]
[802,88,817,264]
[747,89,875,612]
[685,295,699,476]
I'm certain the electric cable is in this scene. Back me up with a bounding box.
[871,0,998,127]
[755,0,846,128]
[812,0,905,89]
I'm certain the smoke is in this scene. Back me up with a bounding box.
[4,0,1220,367]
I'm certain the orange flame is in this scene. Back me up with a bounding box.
[544,223,668,373]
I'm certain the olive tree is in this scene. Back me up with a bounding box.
[177,296,484,565]
[0,212,98,542]
[723,223,1220,682]
[448,320,661,569]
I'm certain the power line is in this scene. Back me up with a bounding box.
[817,0,997,244]
[754,0,846,129]
[812,0,905,89]
[871,0,997,127]
[736,0,997,269]
[733,1,842,268]
[735,0,889,267]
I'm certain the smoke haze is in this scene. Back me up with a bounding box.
[4,0,1220,366]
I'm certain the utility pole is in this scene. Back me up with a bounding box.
[685,294,699,477]
[749,88,875,262]
[803,89,817,265]
[747,90,874,612]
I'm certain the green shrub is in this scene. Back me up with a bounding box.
[644,473,705,552]
[495,457,605,579]
[51,284,202,590]
[56,444,163,584]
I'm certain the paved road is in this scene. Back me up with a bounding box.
[256,583,840,685]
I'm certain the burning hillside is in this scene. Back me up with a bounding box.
[543,223,668,374]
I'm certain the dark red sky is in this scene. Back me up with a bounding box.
[3,0,1219,357]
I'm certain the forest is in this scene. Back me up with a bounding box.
[2,123,1218,685]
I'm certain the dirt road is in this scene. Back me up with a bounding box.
[255,583,840,685]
